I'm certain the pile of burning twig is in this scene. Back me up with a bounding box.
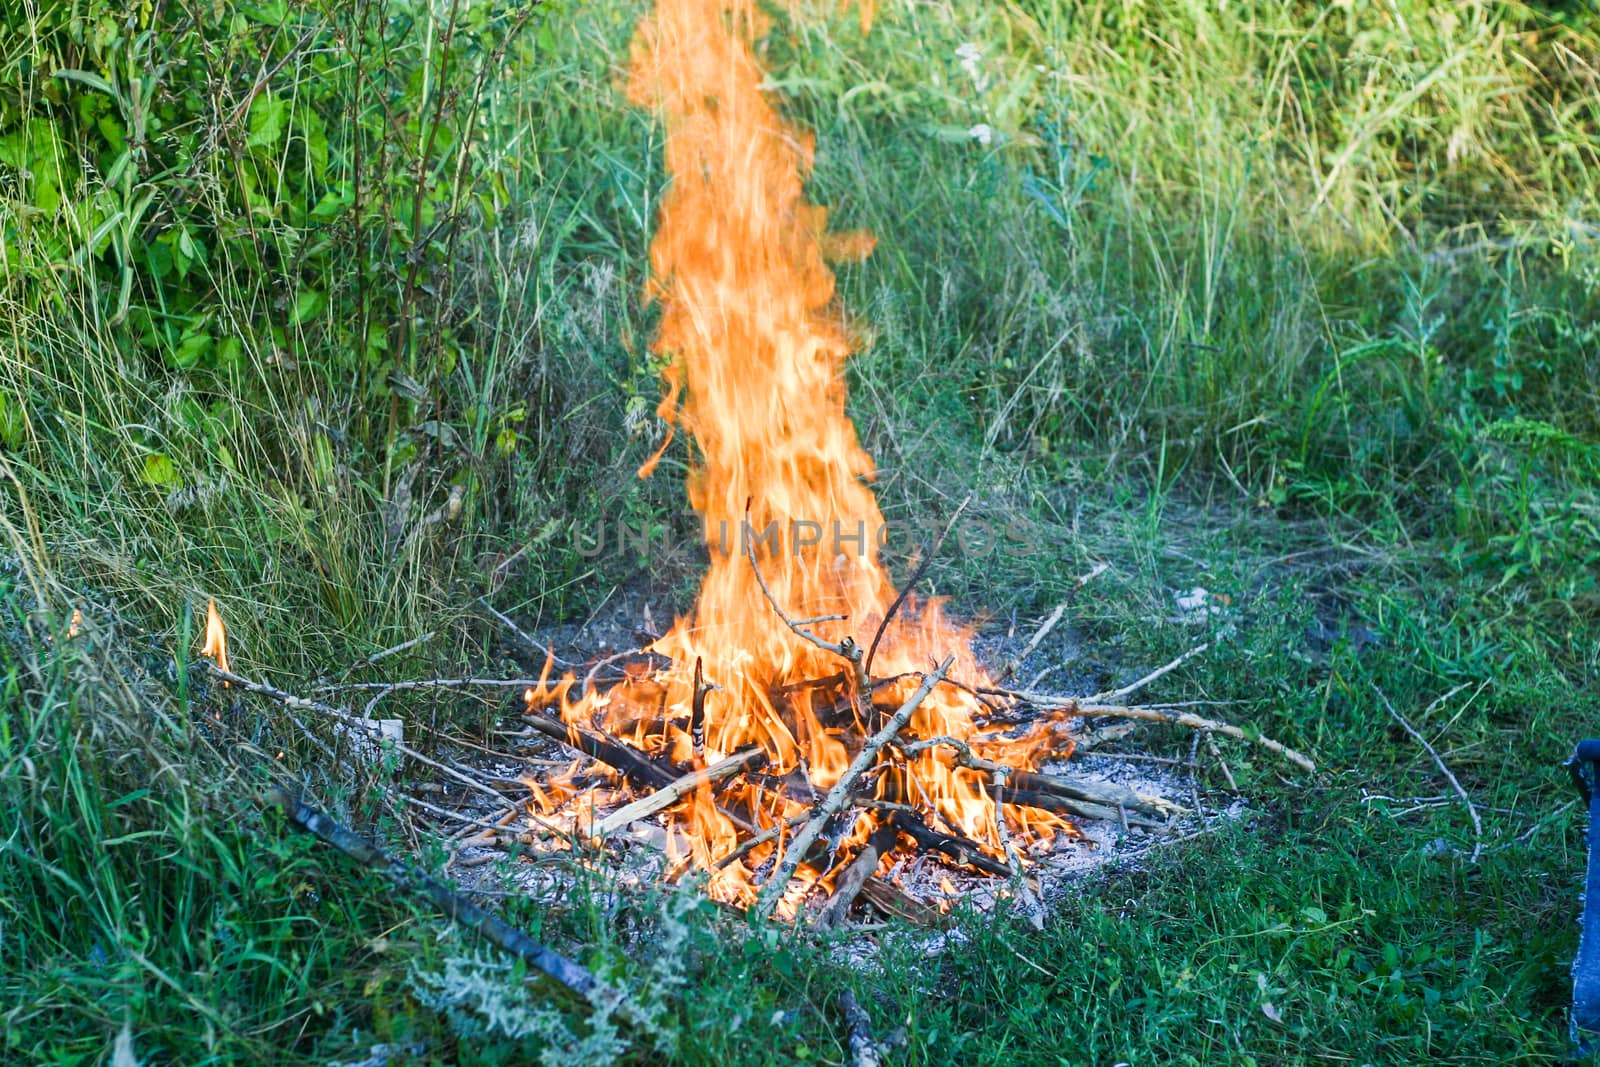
[211,555,1313,929]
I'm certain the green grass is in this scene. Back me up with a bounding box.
[3,0,1600,1062]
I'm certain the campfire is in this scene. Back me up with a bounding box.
[514,0,1238,923]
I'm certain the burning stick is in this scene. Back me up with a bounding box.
[883,807,1013,878]
[863,496,969,677]
[690,656,710,757]
[264,786,600,1000]
[1001,788,1163,828]
[522,711,761,837]
[858,877,942,925]
[993,692,1316,773]
[898,734,1185,818]
[753,657,955,920]
[589,746,766,840]
[743,512,871,698]
[712,811,808,871]
[522,712,679,791]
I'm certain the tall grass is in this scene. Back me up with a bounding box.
[1,0,1598,1061]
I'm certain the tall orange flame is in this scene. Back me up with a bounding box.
[528,0,1073,911]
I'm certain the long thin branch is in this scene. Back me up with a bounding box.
[1374,683,1480,862]
[264,786,600,1000]
[1085,640,1211,702]
[744,506,870,696]
[898,734,1184,817]
[884,807,1012,878]
[993,689,1315,773]
[522,712,759,836]
[314,676,547,694]
[864,495,970,676]
[476,596,562,661]
[713,811,808,870]
[995,561,1107,683]
[209,664,570,836]
[753,656,954,919]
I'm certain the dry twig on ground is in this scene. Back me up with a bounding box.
[1373,682,1481,862]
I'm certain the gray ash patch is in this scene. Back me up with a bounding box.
[439,723,1237,937]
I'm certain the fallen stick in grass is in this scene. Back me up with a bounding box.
[837,989,883,1067]
[993,561,1107,684]
[1085,640,1212,703]
[264,786,600,1000]
[207,664,570,835]
[752,656,955,919]
[1374,682,1481,862]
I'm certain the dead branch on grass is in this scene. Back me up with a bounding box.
[1374,683,1481,862]
[264,786,600,1000]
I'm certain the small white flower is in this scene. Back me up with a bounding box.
[954,42,987,88]
[968,123,994,146]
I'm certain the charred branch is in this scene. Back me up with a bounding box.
[523,712,679,791]
[523,711,761,836]
[264,786,600,1001]
[690,656,710,757]
[885,807,1013,878]
[899,734,1184,818]
[817,823,898,928]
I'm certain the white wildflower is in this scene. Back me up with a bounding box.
[954,42,988,90]
[968,124,994,146]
